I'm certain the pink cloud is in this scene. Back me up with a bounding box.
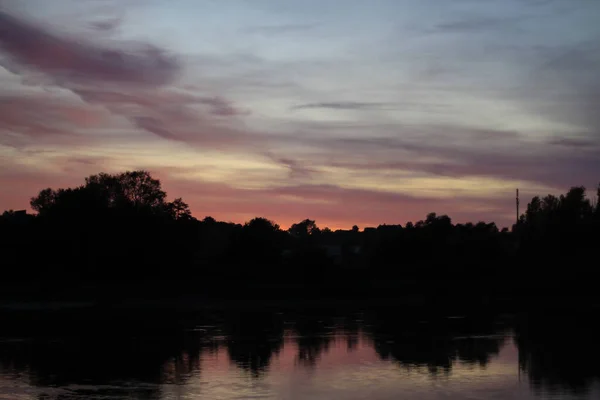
[83,88,256,146]
[0,161,99,211]
[0,8,255,149]
[0,10,179,86]
[160,176,513,230]
[74,90,246,117]
[0,94,108,147]
[0,157,515,229]
[0,5,590,229]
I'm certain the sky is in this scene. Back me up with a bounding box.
[0,0,599,229]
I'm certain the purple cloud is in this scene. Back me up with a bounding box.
[0,94,106,148]
[0,10,179,86]
[132,116,176,140]
[323,132,600,190]
[0,8,251,147]
[264,152,319,180]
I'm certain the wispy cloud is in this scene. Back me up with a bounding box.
[432,16,528,34]
[242,23,319,35]
[0,10,179,86]
[321,129,600,190]
[0,8,255,148]
[162,176,514,229]
[547,137,595,148]
[0,93,107,148]
[131,116,176,141]
[264,152,319,180]
[1,0,599,229]
[89,18,122,32]
[291,102,394,111]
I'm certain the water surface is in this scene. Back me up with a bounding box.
[0,307,598,399]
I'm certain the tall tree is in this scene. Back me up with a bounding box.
[30,170,176,217]
[289,219,320,238]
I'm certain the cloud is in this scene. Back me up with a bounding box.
[264,153,318,180]
[90,18,121,32]
[291,102,394,111]
[0,151,514,229]
[161,176,514,229]
[73,87,256,146]
[200,96,249,117]
[74,89,246,117]
[242,23,319,35]
[1,0,598,229]
[547,137,595,148]
[325,131,600,190]
[433,16,527,33]
[523,41,600,138]
[0,93,107,148]
[0,151,128,213]
[0,10,179,86]
[0,8,251,146]
[132,116,176,141]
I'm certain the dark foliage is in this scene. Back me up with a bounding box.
[1,171,599,301]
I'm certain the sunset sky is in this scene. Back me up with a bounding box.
[1,0,599,229]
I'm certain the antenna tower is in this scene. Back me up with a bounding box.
[516,189,520,224]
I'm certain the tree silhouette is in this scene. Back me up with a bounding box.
[235,217,285,275]
[1,170,600,301]
[596,183,600,213]
[289,219,320,238]
[29,170,188,219]
[164,197,193,221]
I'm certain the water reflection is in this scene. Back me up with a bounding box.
[515,313,600,396]
[294,316,337,368]
[222,310,284,377]
[368,314,506,375]
[0,309,598,399]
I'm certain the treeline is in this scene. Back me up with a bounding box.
[0,170,599,299]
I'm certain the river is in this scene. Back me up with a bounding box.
[0,306,597,399]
